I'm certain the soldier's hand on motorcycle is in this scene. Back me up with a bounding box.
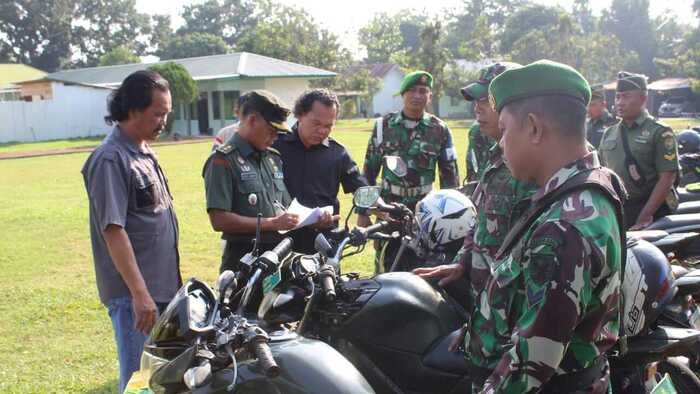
[413,263,465,287]
[133,292,158,334]
[273,212,300,230]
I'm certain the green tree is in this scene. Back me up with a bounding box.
[159,33,230,60]
[392,20,452,116]
[147,14,174,57]
[98,45,140,66]
[445,0,525,56]
[236,4,351,71]
[0,0,74,71]
[148,62,198,132]
[358,13,403,64]
[178,0,260,47]
[501,4,563,54]
[601,0,657,76]
[327,68,382,115]
[71,0,152,67]
[572,0,595,35]
[358,11,428,63]
[341,99,357,119]
[0,0,152,71]
[458,15,497,59]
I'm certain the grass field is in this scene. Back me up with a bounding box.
[0,119,471,393]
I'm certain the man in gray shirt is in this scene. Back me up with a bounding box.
[82,70,181,393]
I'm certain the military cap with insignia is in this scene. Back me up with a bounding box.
[461,62,521,101]
[241,89,292,132]
[590,83,606,101]
[398,70,433,95]
[616,71,648,92]
[488,59,591,113]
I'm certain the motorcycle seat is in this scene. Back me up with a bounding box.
[422,329,470,375]
[677,201,700,215]
[627,230,669,243]
[675,269,700,296]
[678,186,700,203]
[646,214,700,233]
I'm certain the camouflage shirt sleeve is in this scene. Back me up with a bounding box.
[438,124,460,188]
[481,220,599,394]
[362,120,383,187]
[654,127,679,173]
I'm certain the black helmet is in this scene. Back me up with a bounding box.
[622,238,676,337]
[678,129,700,154]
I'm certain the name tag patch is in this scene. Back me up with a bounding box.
[241,172,257,180]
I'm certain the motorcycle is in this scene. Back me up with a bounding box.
[248,186,700,393]
[129,236,376,393]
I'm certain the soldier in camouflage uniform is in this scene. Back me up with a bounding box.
[598,71,679,230]
[471,61,623,393]
[585,84,617,149]
[416,62,536,314]
[465,125,495,183]
[461,63,520,184]
[359,71,459,272]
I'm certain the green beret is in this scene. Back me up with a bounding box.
[590,84,606,101]
[616,71,647,92]
[398,70,433,95]
[461,62,521,101]
[488,59,591,112]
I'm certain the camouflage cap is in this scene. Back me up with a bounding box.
[488,59,591,112]
[398,70,433,95]
[461,62,522,101]
[616,71,648,92]
[241,90,291,132]
[590,83,606,101]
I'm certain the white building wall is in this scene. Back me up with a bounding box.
[264,78,310,110]
[0,82,111,143]
[372,68,404,116]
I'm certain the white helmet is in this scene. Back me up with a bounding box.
[415,189,477,251]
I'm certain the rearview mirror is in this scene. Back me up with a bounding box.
[383,156,407,178]
[353,186,381,209]
[215,270,237,305]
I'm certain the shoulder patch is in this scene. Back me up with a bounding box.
[216,144,234,155]
[267,146,281,156]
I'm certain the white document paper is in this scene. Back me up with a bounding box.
[279,198,333,233]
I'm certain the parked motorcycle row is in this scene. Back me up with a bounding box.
[132,143,700,393]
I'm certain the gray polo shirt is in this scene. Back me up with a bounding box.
[82,126,181,305]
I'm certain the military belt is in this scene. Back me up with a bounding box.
[538,355,609,393]
[386,183,433,198]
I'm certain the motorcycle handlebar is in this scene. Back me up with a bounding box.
[252,340,280,378]
[365,220,390,234]
[318,266,336,302]
[271,237,294,261]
